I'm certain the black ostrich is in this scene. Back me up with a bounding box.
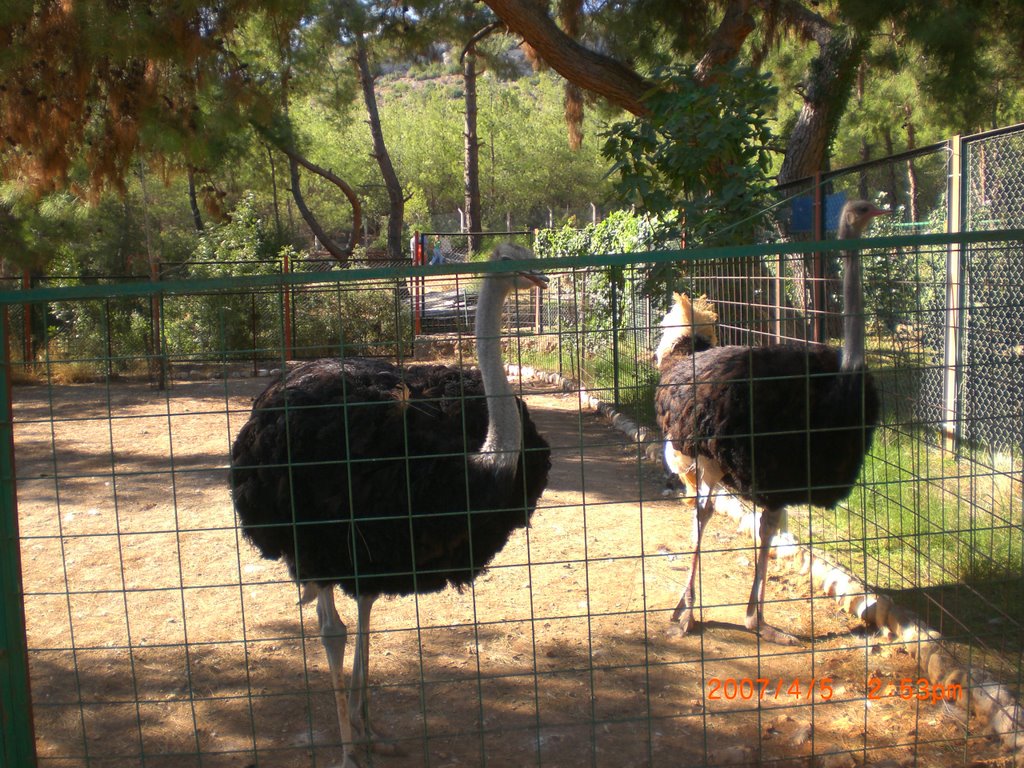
[230,244,551,767]
[654,200,888,645]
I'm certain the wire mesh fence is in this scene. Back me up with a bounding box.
[2,233,1023,767]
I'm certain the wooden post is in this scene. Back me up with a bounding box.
[942,135,964,452]
[104,298,113,378]
[557,277,563,377]
[774,254,784,343]
[811,176,825,343]
[21,270,32,367]
[250,293,258,377]
[611,278,620,407]
[149,259,165,390]
[534,285,542,334]
[284,251,294,362]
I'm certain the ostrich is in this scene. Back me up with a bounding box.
[230,243,551,767]
[654,200,887,645]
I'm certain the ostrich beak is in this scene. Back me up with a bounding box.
[867,205,891,219]
[518,270,549,289]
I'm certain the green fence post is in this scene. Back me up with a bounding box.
[0,306,37,767]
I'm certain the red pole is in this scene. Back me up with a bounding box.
[413,231,422,336]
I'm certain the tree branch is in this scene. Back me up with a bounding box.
[753,0,832,45]
[277,143,362,262]
[695,0,756,83]
[461,21,506,62]
[483,0,653,116]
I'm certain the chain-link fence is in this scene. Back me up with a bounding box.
[960,128,1024,453]
[415,230,534,265]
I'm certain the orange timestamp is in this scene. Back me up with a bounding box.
[867,677,962,704]
[707,677,834,701]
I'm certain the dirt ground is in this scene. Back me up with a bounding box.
[11,373,1016,768]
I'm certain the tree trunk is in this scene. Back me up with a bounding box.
[355,33,404,261]
[186,166,204,232]
[485,0,866,198]
[883,126,899,204]
[463,49,482,253]
[774,26,865,338]
[266,144,282,238]
[777,28,866,185]
[486,0,871,233]
[905,113,920,221]
[860,137,872,200]
[278,145,362,263]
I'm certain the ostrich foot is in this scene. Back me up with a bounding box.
[744,615,801,646]
[668,607,702,637]
[333,753,360,768]
[351,719,404,756]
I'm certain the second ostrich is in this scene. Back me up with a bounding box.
[655,200,887,645]
[230,244,551,767]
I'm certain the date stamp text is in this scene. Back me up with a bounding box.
[705,677,961,704]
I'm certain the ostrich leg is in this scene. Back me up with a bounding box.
[744,507,801,646]
[670,475,715,635]
[348,595,401,754]
[312,586,359,768]
[348,595,374,738]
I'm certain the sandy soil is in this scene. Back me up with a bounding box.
[11,374,1014,768]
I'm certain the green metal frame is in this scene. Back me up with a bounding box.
[1,231,1022,307]
[0,308,36,767]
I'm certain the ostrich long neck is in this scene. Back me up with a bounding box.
[840,232,865,372]
[476,278,522,473]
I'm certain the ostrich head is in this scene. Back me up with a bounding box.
[489,242,549,292]
[838,200,890,242]
[654,293,719,368]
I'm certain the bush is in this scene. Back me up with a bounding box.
[162,193,285,359]
[291,281,411,359]
[534,210,676,354]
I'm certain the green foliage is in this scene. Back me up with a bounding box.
[161,194,285,357]
[534,208,677,258]
[859,199,944,333]
[402,183,433,233]
[602,63,777,247]
[314,72,616,231]
[45,296,153,377]
[0,189,89,270]
[189,193,286,275]
[535,209,677,356]
[290,283,412,359]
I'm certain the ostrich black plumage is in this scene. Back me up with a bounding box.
[654,200,887,645]
[230,244,551,767]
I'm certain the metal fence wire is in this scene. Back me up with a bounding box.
[2,232,1023,768]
